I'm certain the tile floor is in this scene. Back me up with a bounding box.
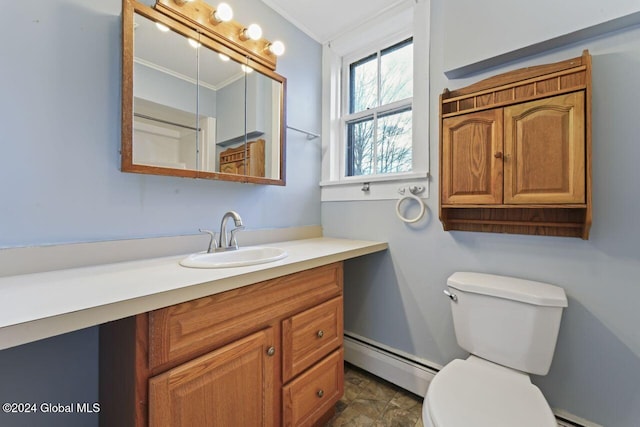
[326,363,569,427]
[326,363,424,427]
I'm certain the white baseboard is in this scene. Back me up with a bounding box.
[343,332,600,427]
[343,332,438,397]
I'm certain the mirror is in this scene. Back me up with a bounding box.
[121,0,286,185]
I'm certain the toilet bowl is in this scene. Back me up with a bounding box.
[423,272,568,427]
[422,356,556,427]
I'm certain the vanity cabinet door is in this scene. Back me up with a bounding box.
[503,92,585,204]
[148,327,276,427]
[441,109,504,205]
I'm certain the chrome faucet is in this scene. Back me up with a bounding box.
[218,211,244,251]
[199,228,218,253]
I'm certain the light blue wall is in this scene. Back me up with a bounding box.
[0,1,321,426]
[322,1,640,426]
[0,328,98,427]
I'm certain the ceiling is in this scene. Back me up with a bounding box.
[260,0,410,43]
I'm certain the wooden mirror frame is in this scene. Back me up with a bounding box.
[121,0,286,185]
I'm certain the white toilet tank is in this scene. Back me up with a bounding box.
[447,272,568,376]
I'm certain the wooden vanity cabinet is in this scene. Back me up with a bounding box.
[439,50,592,238]
[100,262,345,427]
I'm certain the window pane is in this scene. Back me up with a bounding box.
[376,107,412,174]
[350,53,377,114]
[346,117,374,176]
[380,38,413,105]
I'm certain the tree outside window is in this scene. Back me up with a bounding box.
[345,38,413,177]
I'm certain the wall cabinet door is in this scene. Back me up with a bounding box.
[504,92,585,204]
[148,327,276,427]
[441,109,504,204]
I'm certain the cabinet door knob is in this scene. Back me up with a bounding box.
[316,389,324,398]
[494,151,503,159]
[316,330,324,338]
[266,346,276,356]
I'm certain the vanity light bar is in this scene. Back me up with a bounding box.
[155,0,283,70]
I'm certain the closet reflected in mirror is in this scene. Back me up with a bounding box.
[121,0,286,185]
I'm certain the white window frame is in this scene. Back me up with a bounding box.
[320,0,430,201]
[341,35,414,178]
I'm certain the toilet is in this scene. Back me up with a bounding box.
[423,272,568,427]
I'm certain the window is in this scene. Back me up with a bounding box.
[344,38,413,177]
[320,1,429,201]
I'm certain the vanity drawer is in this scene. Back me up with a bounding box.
[282,296,343,382]
[148,262,343,371]
[282,349,344,427]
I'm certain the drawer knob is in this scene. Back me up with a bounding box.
[316,389,324,398]
[494,151,503,159]
[316,330,324,338]
[266,346,276,357]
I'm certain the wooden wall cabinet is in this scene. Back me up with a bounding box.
[100,263,345,427]
[439,51,592,239]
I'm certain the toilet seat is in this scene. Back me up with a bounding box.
[423,356,557,427]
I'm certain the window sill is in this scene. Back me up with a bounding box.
[320,172,430,201]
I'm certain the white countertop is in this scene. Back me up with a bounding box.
[0,237,387,350]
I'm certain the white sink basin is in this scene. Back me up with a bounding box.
[179,246,287,268]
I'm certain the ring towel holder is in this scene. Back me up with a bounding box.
[396,186,426,223]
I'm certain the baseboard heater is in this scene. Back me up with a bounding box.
[343,332,438,397]
[343,332,599,427]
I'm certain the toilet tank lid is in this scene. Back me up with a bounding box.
[447,272,568,307]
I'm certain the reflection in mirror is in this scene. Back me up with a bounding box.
[122,0,286,185]
[197,43,248,174]
[204,54,283,179]
[133,13,199,170]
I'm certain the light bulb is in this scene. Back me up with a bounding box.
[218,53,230,62]
[241,64,254,74]
[155,22,170,32]
[268,40,285,56]
[212,3,233,22]
[188,38,201,49]
[242,23,262,41]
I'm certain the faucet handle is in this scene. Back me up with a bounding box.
[229,226,245,250]
[198,229,218,253]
